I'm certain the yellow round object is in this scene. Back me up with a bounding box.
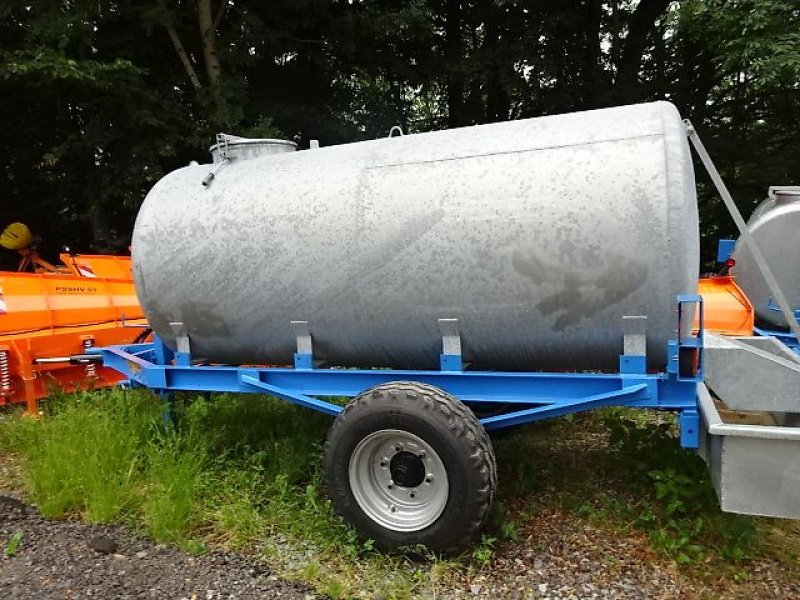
[0,222,34,250]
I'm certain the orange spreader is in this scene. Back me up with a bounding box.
[695,276,754,337]
[0,254,149,412]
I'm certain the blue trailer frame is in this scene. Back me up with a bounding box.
[95,295,704,449]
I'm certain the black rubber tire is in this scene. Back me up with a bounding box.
[324,381,497,553]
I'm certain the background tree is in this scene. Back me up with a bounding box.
[1,0,798,268]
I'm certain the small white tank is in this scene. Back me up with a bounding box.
[732,188,800,329]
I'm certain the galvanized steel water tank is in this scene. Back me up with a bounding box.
[732,187,800,329]
[132,101,699,371]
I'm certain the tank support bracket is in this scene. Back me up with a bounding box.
[438,318,463,372]
[291,320,314,370]
[620,316,647,375]
[169,322,192,367]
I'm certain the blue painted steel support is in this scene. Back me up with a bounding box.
[99,343,700,446]
[755,327,800,356]
[619,355,646,374]
[440,354,463,372]
[480,384,648,430]
[97,297,703,448]
[159,390,176,426]
[294,353,314,370]
[239,373,342,416]
[153,336,174,366]
[716,239,735,263]
[679,409,700,448]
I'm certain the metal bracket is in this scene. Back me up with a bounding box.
[437,318,462,372]
[620,316,647,375]
[667,295,704,381]
[169,321,192,367]
[291,320,314,369]
[679,409,700,449]
[120,312,150,329]
[716,239,736,264]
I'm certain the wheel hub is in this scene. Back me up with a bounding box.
[389,451,426,488]
[348,429,449,532]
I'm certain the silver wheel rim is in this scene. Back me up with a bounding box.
[348,429,449,532]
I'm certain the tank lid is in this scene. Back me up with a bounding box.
[769,186,800,205]
[209,134,296,163]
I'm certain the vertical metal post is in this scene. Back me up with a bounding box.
[684,120,800,342]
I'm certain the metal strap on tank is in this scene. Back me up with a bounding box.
[684,121,800,343]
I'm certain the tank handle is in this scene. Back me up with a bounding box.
[202,159,228,187]
[203,133,231,187]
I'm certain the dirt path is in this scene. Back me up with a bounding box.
[0,496,323,600]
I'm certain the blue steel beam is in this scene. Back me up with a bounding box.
[479,384,649,430]
[239,373,342,416]
[99,344,696,411]
[98,344,699,447]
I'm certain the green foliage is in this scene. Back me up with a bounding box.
[2,0,797,264]
[0,390,453,598]
[2,391,158,522]
[471,534,496,567]
[4,531,23,558]
[603,412,757,565]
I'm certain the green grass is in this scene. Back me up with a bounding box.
[490,408,776,573]
[0,390,457,597]
[1,392,798,597]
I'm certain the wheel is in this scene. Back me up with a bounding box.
[324,381,497,553]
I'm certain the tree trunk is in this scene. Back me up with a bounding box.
[445,0,465,127]
[615,0,671,101]
[196,0,222,86]
[164,23,202,91]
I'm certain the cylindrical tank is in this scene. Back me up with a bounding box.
[732,188,800,329]
[132,101,699,371]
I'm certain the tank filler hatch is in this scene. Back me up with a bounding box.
[202,134,297,187]
[209,134,296,164]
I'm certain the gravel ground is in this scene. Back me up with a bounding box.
[440,505,800,600]
[0,496,324,600]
